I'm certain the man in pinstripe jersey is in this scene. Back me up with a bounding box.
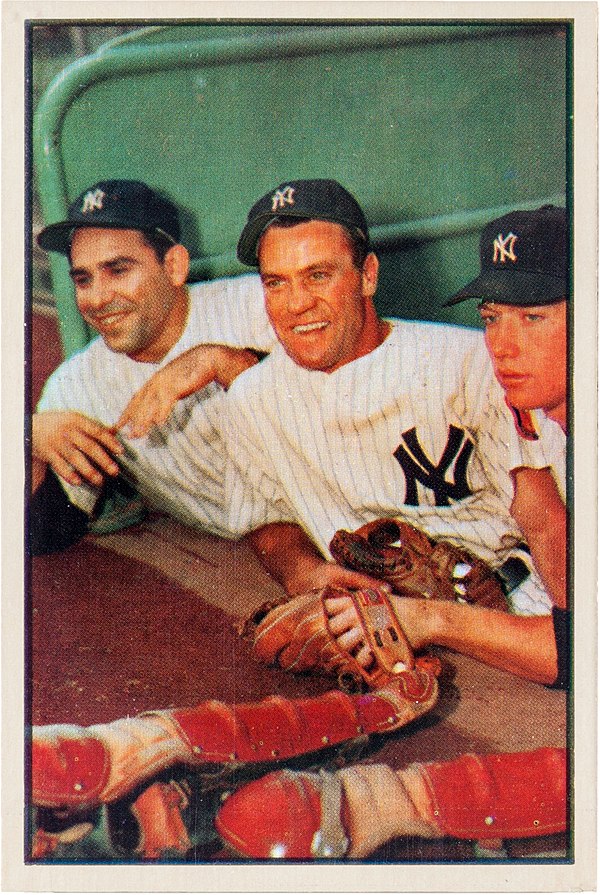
[220,181,564,635]
[326,204,569,688]
[31,180,276,554]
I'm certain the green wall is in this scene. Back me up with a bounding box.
[34,22,568,355]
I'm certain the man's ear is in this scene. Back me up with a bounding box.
[361,251,379,299]
[164,244,190,287]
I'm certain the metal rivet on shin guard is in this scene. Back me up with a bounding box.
[322,736,330,745]
[271,749,280,757]
[485,816,494,826]
[73,782,83,791]
[193,745,202,754]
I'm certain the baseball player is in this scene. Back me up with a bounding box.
[216,179,562,618]
[327,204,569,687]
[211,203,569,861]
[31,180,277,554]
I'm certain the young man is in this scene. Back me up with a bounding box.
[219,180,562,618]
[31,180,276,553]
[450,205,567,602]
[327,205,568,686]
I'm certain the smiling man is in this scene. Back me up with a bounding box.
[31,180,275,553]
[219,180,562,618]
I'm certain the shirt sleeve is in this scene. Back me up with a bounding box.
[219,375,296,535]
[186,274,275,353]
[461,340,564,509]
[224,462,297,536]
[37,356,78,412]
[517,413,567,501]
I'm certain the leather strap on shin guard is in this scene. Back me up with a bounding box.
[418,747,567,840]
[129,781,192,859]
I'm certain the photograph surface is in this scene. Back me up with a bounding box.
[4,4,597,893]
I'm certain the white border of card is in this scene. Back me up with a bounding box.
[3,2,597,892]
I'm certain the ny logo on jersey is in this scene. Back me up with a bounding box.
[493,231,518,264]
[81,189,106,214]
[271,186,295,212]
[393,425,474,506]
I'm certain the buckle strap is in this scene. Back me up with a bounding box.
[495,555,531,596]
[310,770,350,858]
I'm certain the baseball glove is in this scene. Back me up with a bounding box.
[329,518,508,611]
[241,584,440,692]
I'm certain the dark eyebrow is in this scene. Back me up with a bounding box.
[103,256,137,268]
[304,260,336,271]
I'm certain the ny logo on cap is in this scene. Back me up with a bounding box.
[271,186,295,212]
[493,232,518,264]
[81,189,106,214]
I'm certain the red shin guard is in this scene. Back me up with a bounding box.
[420,747,567,839]
[169,670,437,765]
[32,668,437,811]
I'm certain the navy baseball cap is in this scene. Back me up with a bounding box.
[37,180,181,254]
[446,205,567,307]
[237,179,370,267]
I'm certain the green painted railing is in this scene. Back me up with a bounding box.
[33,22,567,357]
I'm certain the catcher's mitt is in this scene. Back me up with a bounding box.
[241,584,440,692]
[330,518,507,611]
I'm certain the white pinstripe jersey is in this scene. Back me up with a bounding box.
[222,320,564,615]
[37,274,275,537]
[516,411,567,502]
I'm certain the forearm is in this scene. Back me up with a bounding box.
[170,344,260,395]
[521,515,567,609]
[245,523,326,594]
[398,598,558,684]
[211,345,261,389]
[511,466,567,608]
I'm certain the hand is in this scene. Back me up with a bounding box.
[32,411,123,488]
[288,558,392,598]
[325,593,436,669]
[117,345,260,438]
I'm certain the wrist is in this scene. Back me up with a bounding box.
[390,594,444,651]
[283,555,328,596]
